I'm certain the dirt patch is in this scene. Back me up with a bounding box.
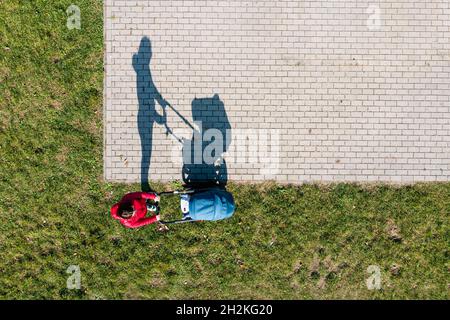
[149,273,167,288]
[56,146,70,164]
[309,255,321,278]
[50,100,63,110]
[292,260,303,273]
[386,219,402,242]
[0,66,10,83]
[317,276,327,289]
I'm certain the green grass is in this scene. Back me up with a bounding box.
[0,0,449,299]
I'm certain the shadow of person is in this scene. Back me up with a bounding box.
[133,36,169,191]
[182,94,231,188]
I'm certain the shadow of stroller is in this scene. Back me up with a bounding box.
[133,36,169,191]
[182,94,231,188]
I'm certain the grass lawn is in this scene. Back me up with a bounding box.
[0,0,449,299]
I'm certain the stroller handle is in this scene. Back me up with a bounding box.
[158,189,196,197]
[158,187,217,197]
[159,218,196,225]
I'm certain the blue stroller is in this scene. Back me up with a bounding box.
[155,188,235,224]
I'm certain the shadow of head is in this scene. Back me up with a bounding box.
[133,36,152,69]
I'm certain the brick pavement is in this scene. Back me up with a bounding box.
[104,0,450,184]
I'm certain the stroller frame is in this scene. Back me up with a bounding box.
[157,186,225,225]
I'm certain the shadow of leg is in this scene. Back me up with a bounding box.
[140,150,151,192]
[139,126,153,192]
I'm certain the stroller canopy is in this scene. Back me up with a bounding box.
[189,189,235,221]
